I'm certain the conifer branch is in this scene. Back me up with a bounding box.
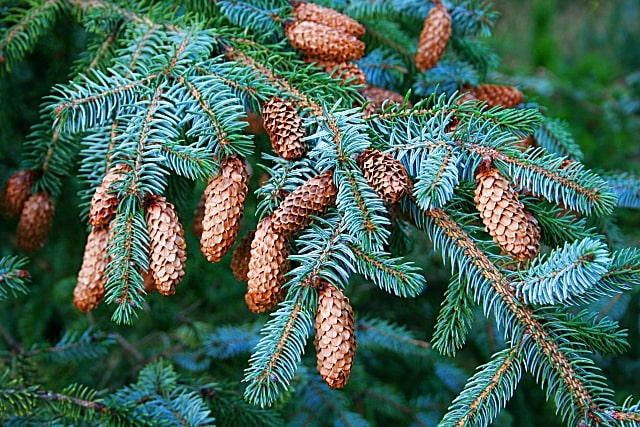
[0,256,30,301]
[421,207,612,423]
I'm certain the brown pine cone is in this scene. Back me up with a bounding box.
[242,112,265,136]
[245,216,289,313]
[358,149,410,204]
[16,192,55,253]
[192,191,206,238]
[271,169,338,235]
[359,85,410,113]
[415,1,452,72]
[304,56,367,86]
[2,169,38,218]
[474,160,541,262]
[74,226,110,312]
[89,164,129,227]
[146,195,187,296]
[314,279,356,389]
[231,230,255,282]
[293,2,365,37]
[200,156,250,263]
[285,21,365,63]
[473,84,523,108]
[262,98,307,160]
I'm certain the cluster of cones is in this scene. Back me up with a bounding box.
[73,164,187,312]
[1,170,54,253]
[191,95,412,389]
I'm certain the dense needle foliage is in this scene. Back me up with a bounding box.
[1,0,639,426]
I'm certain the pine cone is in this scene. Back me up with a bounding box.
[285,21,365,63]
[200,156,250,263]
[473,84,523,108]
[314,279,356,389]
[359,85,410,112]
[415,1,451,71]
[271,169,338,235]
[293,2,365,37]
[474,160,541,262]
[192,191,206,238]
[74,226,110,312]
[358,149,410,204]
[242,111,265,136]
[89,164,129,227]
[304,56,367,86]
[262,98,307,160]
[231,230,255,282]
[16,192,55,253]
[2,169,38,218]
[146,195,187,296]
[245,216,289,313]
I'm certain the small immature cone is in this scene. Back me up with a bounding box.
[415,1,452,72]
[358,149,410,204]
[314,279,356,389]
[271,169,338,235]
[200,156,249,263]
[262,98,307,160]
[2,169,38,218]
[146,196,187,296]
[89,164,129,227]
[245,216,289,313]
[293,2,365,37]
[231,230,255,282]
[473,84,523,108]
[474,160,540,262]
[16,192,55,253]
[74,226,110,312]
[285,21,365,63]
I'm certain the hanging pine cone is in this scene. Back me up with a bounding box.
[245,216,289,313]
[2,169,38,218]
[242,111,265,136]
[314,279,357,389]
[231,230,255,282]
[16,192,55,253]
[292,2,365,37]
[359,85,410,113]
[415,0,451,72]
[146,195,187,296]
[474,160,541,262]
[271,169,338,236]
[192,191,206,238]
[89,164,129,228]
[473,84,523,108]
[358,149,410,204]
[303,56,367,86]
[262,98,307,160]
[285,21,365,63]
[74,226,110,312]
[200,156,250,263]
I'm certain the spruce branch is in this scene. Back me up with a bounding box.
[0,0,69,74]
[0,256,30,301]
[420,207,622,424]
[243,289,316,408]
[440,346,521,427]
[514,237,613,306]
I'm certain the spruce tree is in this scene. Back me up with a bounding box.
[1,0,640,426]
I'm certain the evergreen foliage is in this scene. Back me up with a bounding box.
[1,0,639,425]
